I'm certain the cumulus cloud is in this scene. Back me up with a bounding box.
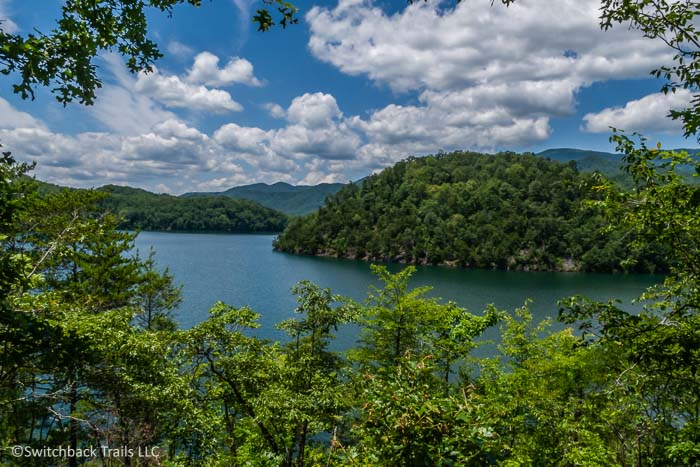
[582,90,691,133]
[273,93,361,160]
[273,122,361,160]
[0,97,45,130]
[215,93,362,166]
[213,123,298,173]
[286,93,342,127]
[90,84,177,135]
[90,53,245,135]
[305,0,677,150]
[307,0,668,93]
[265,103,286,119]
[0,117,223,192]
[214,123,269,155]
[135,67,243,112]
[187,51,263,87]
[0,92,363,193]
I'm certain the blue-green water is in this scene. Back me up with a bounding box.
[134,232,663,348]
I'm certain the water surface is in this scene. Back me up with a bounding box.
[135,232,662,347]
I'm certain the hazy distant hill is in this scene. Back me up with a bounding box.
[182,182,345,216]
[536,148,619,163]
[535,148,628,185]
[536,147,699,186]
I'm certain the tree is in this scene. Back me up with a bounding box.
[351,265,435,367]
[0,164,193,466]
[556,133,700,464]
[275,281,357,466]
[132,247,182,331]
[0,0,299,105]
[0,148,33,296]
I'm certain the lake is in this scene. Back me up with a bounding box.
[134,231,663,348]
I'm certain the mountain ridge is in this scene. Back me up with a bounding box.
[182,181,346,216]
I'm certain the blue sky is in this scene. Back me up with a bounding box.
[0,0,696,193]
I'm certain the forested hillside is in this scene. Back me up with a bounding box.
[537,148,700,188]
[98,185,288,232]
[3,143,699,466]
[274,151,667,272]
[182,181,345,215]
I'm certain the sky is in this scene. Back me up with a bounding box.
[0,0,697,193]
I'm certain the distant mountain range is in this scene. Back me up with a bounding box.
[182,182,346,216]
[536,148,620,162]
[537,147,700,162]
[535,147,699,187]
[95,184,289,232]
[179,148,700,215]
[178,148,641,215]
[31,147,699,221]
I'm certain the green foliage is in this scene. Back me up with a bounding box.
[0,148,33,296]
[352,265,434,367]
[345,353,491,466]
[2,142,699,465]
[0,0,298,105]
[0,162,189,464]
[554,134,700,465]
[275,151,666,273]
[99,184,289,232]
[132,247,182,330]
[185,181,345,216]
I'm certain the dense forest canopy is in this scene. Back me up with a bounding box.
[183,182,345,216]
[97,184,289,233]
[275,150,669,273]
[2,0,700,464]
[1,140,700,464]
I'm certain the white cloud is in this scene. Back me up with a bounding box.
[582,90,691,133]
[90,54,243,135]
[0,0,18,33]
[187,51,263,87]
[90,84,177,135]
[286,92,342,128]
[0,97,235,193]
[0,97,45,130]
[352,100,550,159]
[135,67,243,112]
[273,122,361,160]
[217,93,362,162]
[265,103,286,119]
[305,0,675,150]
[214,123,269,155]
[89,54,178,135]
[0,120,219,189]
[307,0,668,94]
[272,93,361,160]
[166,40,195,59]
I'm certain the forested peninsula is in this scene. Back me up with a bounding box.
[97,185,289,233]
[33,180,289,233]
[274,151,667,273]
[4,142,699,466]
